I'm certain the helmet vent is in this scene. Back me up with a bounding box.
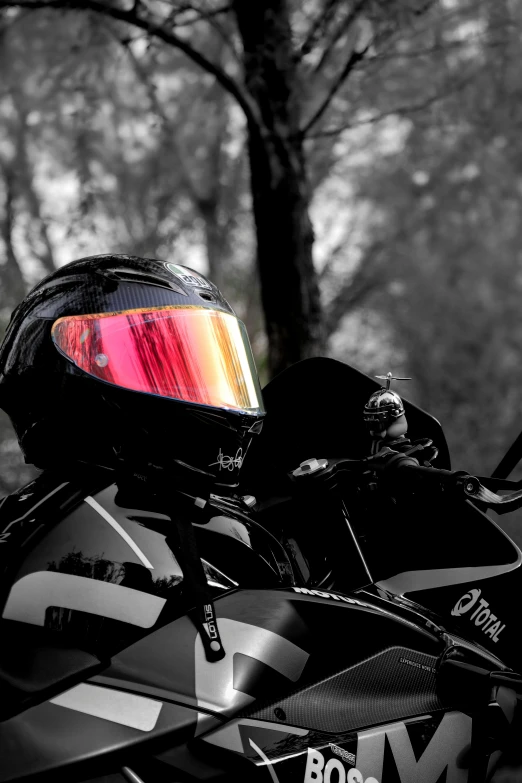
[101,268,186,295]
[197,291,215,302]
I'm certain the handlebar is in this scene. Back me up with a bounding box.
[391,456,522,509]
[291,448,522,513]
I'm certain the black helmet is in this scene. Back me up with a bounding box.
[363,388,405,434]
[0,255,265,487]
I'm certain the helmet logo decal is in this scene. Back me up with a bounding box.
[165,262,211,290]
[210,448,243,472]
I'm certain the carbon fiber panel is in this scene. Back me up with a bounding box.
[244,646,444,732]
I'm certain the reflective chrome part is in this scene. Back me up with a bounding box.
[292,458,328,477]
[201,558,238,591]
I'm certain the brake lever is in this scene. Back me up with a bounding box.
[465,481,522,512]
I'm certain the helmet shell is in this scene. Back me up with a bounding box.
[363,388,405,433]
[0,255,264,486]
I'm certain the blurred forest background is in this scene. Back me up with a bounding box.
[1,0,522,526]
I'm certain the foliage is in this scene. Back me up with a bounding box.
[342,0,522,476]
[2,0,522,515]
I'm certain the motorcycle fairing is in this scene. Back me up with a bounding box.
[367,497,521,595]
[0,588,454,781]
[245,358,521,596]
[200,711,473,783]
[0,696,211,783]
[397,562,522,673]
[0,472,296,662]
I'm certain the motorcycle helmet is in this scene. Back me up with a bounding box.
[0,254,265,487]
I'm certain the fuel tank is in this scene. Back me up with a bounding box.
[0,469,298,660]
[0,585,503,782]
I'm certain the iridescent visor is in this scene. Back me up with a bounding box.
[52,306,264,414]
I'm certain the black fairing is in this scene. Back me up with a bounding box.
[0,470,297,665]
[0,586,463,782]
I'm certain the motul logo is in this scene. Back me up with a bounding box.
[292,587,362,605]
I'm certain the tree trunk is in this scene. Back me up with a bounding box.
[198,196,228,293]
[0,164,26,308]
[233,0,324,378]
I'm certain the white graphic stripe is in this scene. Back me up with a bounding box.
[2,571,166,627]
[85,495,154,569]
[249,739,281,783]
[194,618,309,735]
[377,561,521,596]
[50,683,162,731]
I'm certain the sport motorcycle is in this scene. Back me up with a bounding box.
[2,357,522,783]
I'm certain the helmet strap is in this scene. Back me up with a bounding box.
[164,493,226,663]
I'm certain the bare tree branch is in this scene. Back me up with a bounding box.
[307,69,479,138]
[312,0,368,75]
[118,34,204,204]
[300,42,370,137]
[156,1,232,28]
[299,0,340,59]
[0,0,262,132]
[325,241,388,335]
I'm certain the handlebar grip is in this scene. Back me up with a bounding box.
[388,457,480,495]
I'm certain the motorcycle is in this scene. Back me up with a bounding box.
[2,356,522,783]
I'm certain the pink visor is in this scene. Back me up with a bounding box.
[51,306,264,413]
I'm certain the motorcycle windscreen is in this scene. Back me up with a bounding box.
[52,306,264,414]
[243,356,451,497]
[243,357,520,592]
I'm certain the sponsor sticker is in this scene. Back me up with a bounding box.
[450,588,505,642]
[399,657,437,674]
[302,712,470,783]
[304,748,378,783]
[292,587,365,606]
[330,743,356,767]
[165,262,211,289]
